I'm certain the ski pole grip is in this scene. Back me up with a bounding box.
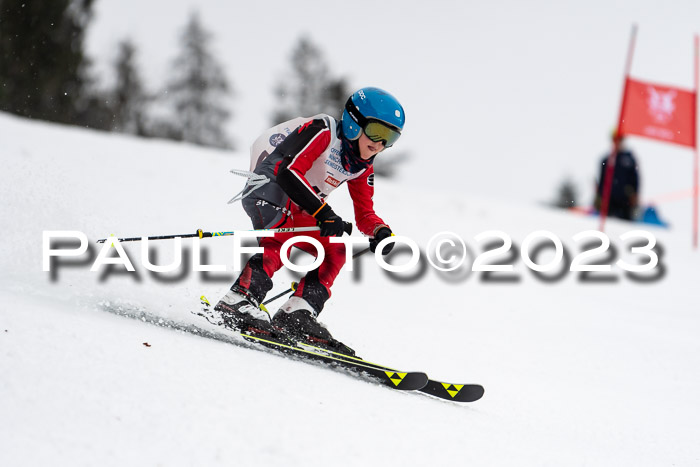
[343,222,353,236]
[197,229,213,238]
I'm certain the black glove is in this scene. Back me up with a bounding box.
[314,204,347,237]
[369,227,394,255]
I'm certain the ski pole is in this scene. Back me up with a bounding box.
[262,282,299,308]
[96,223,352,244]
[261,247,372,308]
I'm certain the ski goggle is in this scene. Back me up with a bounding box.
[363,120,401,148]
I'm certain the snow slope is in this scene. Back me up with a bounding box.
[1,112,700,466]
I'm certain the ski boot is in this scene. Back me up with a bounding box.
[214,286,275,337]
[272,297,356,356]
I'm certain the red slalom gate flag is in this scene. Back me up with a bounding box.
[619,78,697,148]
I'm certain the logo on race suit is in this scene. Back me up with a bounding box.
[269,133,285,147]
[255,199,291,216]
[647,86,677,124]
[325,175,341,188]
[367,173,374,187]
[326,149,353,177]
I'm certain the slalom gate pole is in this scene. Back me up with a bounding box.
[600,23,637,232]
[261,247,372,308]
[96,223,352,244]
[693,34,699,249]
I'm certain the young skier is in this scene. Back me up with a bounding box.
[215,87,405,354]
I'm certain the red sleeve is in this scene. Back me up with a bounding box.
[347,167,389,236]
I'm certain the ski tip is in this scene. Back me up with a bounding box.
[420,381,485,403]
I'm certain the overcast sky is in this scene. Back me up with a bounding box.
[86,0,700,218]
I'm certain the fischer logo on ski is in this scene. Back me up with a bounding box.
[442,383,465,398]
[385,371,408,387]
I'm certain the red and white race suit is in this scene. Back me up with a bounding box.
[233,114,390,313]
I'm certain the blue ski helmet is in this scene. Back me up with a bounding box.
[341,87,405,147]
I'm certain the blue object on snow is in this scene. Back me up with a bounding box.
[640,206,669,227]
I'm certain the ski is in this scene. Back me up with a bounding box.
[192,304,428,391]
[240,333,429,391]
[296,342,485,403]
[194,296,484,402]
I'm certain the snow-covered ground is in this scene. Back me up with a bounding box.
[1,112,699,466]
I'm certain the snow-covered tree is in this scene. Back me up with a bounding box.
[272,36,350,124]
[164,12,233,148]
[110,39,149,135]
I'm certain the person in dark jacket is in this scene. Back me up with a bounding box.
[594,132,639,221]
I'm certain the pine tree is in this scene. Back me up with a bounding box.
[164,12,232,149]
[272,36,350,124]
[554,178,578,209]
[110,39,148,135]
[0,0,95,123]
